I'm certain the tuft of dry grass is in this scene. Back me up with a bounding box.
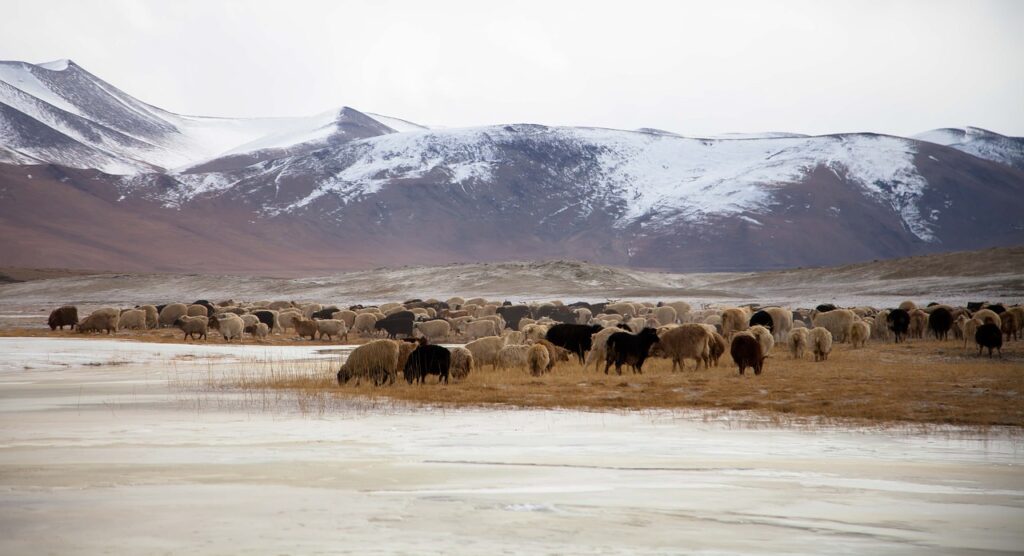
[215,339,1024,428]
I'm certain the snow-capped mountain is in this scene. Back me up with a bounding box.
[913,127,1024,170]
[1,59,1022,272]
[0,59,417,173]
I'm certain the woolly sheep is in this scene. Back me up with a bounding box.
[268,301,294,311]
[352,313,380,336]
[316,319,348,341]
[159,303,188,327]
[186,304,208,317]
[763,307,793,342]
[414,320,451,342]
[137,305,159,329]
[210,314,244,342]
[811,309,856,343]
[465,336,505,370]
[665,301,691,320]
[502,330,526,345]
[337,339,400,386]
[250,322,269,339]
[873,309,891,340]
[173,315,208,341]
[787,328,809,359]
[240,314,259,329]
[496,344,532,370]
[808,327,833,361]
[748,324,775,356]
[293,318,318,340]
[605,302,636,318]
[730,333,765,375]
[118,309,147,330]
[277,310,304,331]
[332,310,358,328]
[446,297,465,310]
[448,346,473,380]
[721,308,748,338]
[583,327,621,372]
[654,306,677,326]
[658,324,710,372]
[574,307,593,324]
[78,311,119,334]
[908,310,927,339]
[527,343,550,376]
[465,319,498,341]
[963,317,983,349]
[972,309,1001,328]
[850,320,870,348]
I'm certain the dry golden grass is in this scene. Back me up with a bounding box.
[220,338,1024,428]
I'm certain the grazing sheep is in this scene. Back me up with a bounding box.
[268,301,294,311]
[138,305,159,329]
[278,310,304,331]
[545,323,604,363]
[251,322,270,340]
[527,343,551,376]
[812,309,856,343]
[962,317,983,349]
[1001,311,1019,342]
[414,320,451,343]
[808,327,833,361]
[316,319,348,341]
[709,331,727,366]
[48,305,78,330]
[604,328,660,375]
[293,318,319,340]
[898,300,917,312]
[764,307,793,342]
[654,306,677,326]
[186,304,209,317]
[331,310,358,328]
[748,325,775,357]
[465,336,506,370]
[605,302,636,318]
[583,327,621,372]
[522,323,549,342]
[210,314,244,342]
[77,311,119,335]
[574,307,593,325]
[665,301,691,321]
[887,309,911,343]
[1010,307,1024,340]
[337,339,400,386]
[118,309,147,331]
[850,320,870,348]
[496,344,532,370]
[159,303,188,327]
[749,310,774,332]
[908,310,928,339]
[787,328,809,359]
[239,314,259,329]
[536,339,569,371]
[873,309,891,340]
[448,347,474,380]
[953,314,968,341]
[252,310,280,334]
[971,309,1002,333]
[975,323,1003,358]
[502,330,526,345]
[721,308,748,338]
[658,324,710,372]
[465,319,498,341]
[928,307,953,341]
[730,333,766,375]
[403,344,451,384]
[352,313,379,336]
[446,297,466,310]
[173,315,208,341]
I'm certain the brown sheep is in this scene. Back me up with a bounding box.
[787,328,809,359]
[658,324,710,372]
[293,318,319,341]
[721,308,748,338]
[48,305,78,330]
[709,331,727,366]
[77,311,119,335]
[173,315,208,341]
[730,333,765,375]
[449,347,474,380]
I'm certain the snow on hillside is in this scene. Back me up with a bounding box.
[229,124,936,241]
[366,112,429,132]
[913,127,1024,169]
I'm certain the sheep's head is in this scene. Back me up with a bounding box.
[336,367,352,385]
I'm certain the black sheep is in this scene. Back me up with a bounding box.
[545,323,604,363]
[48,305,78,330]
[749,310,774,332]
[496,305,533,330]
[311,308,337,320]
[252,310,277,332]
[816,304,837,313]
[730,334,766,375]
[975,323,1003,358]
[887,309,911,343]
[928,307,953,341]
[374,311,415,339]
[404,344,451,384]
[604,328,660,375]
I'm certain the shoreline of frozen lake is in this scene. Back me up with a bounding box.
[0,337,1021,554]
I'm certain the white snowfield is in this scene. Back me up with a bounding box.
[0,337,1022,554]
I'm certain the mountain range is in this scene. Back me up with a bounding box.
[1,58,1022,273]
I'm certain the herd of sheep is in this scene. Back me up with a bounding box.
[46,297,1020,385]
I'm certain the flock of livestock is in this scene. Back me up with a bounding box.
[46,297,1020,386]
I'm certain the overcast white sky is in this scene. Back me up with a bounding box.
[3,0,1022,136]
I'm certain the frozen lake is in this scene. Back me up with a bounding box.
[0,338,1022,554]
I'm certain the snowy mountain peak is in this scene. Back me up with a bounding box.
[37,59,73,71]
